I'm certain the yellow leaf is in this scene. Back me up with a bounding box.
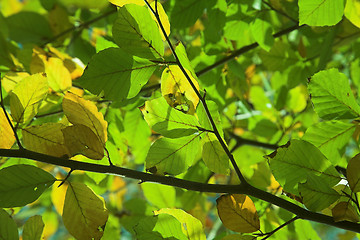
[2,72,29,93]
[22,123,70,157]
[108,0,145,6]
[347,153,360,192]
[0,110,15,149]
[216,194,260,233]
[30,47,47,74]
[62,92,108,145]
[62,182,109,240]
[332,201,360,222]
[51,178,67,215]
[150,1,170,40]
[161,65,200,114]
[10,73,48,123]
[62,124,104,160]
[154,208,206,240]
[45,57,72,92]
[345,0,360,28]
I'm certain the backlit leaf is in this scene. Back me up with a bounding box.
[266,139,341,194]
[108,0,145,7]
[62,124,104,160]
[302,120,356,164]
[0,164,56,207]
[154,208,206,240]
[0,208,18,240]
[62,182,109,240]
[145,134,200,175]
[347,153,360,192]
[308,68,360,119]
[23,215,45,240]
[202,133,229,175]
[250,17,274,52]
[2,72,30,93]
[175,42,197,79]
[62,92,107,145]
[142,97,200,138]
[0,110,15,149]
[45,57,72,92]
[10,73,48,123]
[141,182,176,208]
[332,201,360,222]
[298,0,345,26]
[150,1,170,41]
[216,194,260,233]
[112,4,164,59]
[344,0,360,28]
[161,65,200,114]
[22,123,70,158]
[299,175,340,211]
[77,47,157,101]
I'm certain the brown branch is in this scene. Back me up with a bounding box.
[258,216,299,240]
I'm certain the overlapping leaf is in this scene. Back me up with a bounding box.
[0,165,56,207]
[112,4,164,59]
[10,73,48,123]
[0,208,19,240]
[250,17,274,51]
[150,1,170,41]
[146,134,200,175]
[45,57,72,92]
[344,0,360,28]
[77,47,157,101]
[142,97,200,138]
[308,68,360,119]
[216,194,260,233]
[22,123,70,158]
[141,183,176,208]
[23,215,44,240]
[266,139,341,194]
[202,133,229,174]
[62,182,109,240]
[347,153,360,193]
[161,65,200,114]
[0,110,15,149]
[332,201,360,222]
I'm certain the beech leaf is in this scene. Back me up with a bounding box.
[0,110,15,149]
[347,153,360,193]
[332,201,360,222]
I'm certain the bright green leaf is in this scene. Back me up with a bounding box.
[77,47,157,101]
[145,134,200,175]
[250,17,274,51]
[0,164,56,207]
[344,0,360,28]
[62,182,109,240]
[308,68,360,119]
[113,4,164,59]
[196,100,223,137]
[202,133,229,175]
[298,0,345,26]
[0,208,18,240]
[23,215,45,240]
[141,182,176,208]
[142,97,200,138]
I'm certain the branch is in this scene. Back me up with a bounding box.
[196,24,304,77]
[1,148,360,233]
[228,131,278,151]
[258,216,299,240]
[144,0,247,184]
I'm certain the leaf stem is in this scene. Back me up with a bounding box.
[144,0,247,184]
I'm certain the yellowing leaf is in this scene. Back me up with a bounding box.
[51,179,67,215]
[216,194,260,233]
[62,92,108,145]
[108,0,145,7]
[0,110,15,149]
[154,208,206,240]
[62,182,109,240]
[10,73,48,123]
[347,153,360,192]
[150,1,170,40]
[161,65,200,114]
[45,57,72,92]
[22,123,70,158]
[332,201,360,222]
[62,124,104,160]
[2,71,29,93]
[345,0,360,28]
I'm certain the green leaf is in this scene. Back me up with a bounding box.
[10,73,49,123]
[347,153,360,193]
[266,139,341,194]
[250,17,274,52]
[142,97,200,138]
[294,219,321,240]
[0,209,18,240]
[0,164,56,207]
[298,0,345,26]
[62,182,109,240]
[175,42,197,79]
[134,214,187,240]
[308,68,360,119]
[145,134,200,175]
[77,47,157,101]
[259,41,298,71]
[298,175,340,211]
[141,182,176,208]
[302,120,355,164]
[344,0,360,28]
[154,208,206,240]
[23,215,45,240]
[196,100,223,137]
[202,133,229,175]
[112,4,164,59]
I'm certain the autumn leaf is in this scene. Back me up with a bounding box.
[216,194,260,233]
[347,153,360,193]
[0,109,15,149]
[332,201,360,222]
[150,1,170,40]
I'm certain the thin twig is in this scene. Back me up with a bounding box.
[0,75,23,149]
[144,0,247,184]
[228,131,278,151]
[58,169,73,187]
[261,0,297,23]
[259,216,299,240]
